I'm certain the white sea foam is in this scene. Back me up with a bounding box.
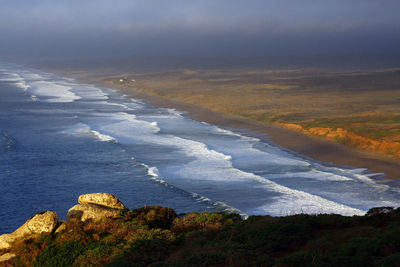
[196,195,247,217]
[9,69,111,103]
[178,154,365,216]
[148,166,160,179]
[0,72,30,91]
[214,126,261,142]
[92,112,161,142]
[17,82,30,91]
[213,136,310,169]
[166,108,184,117]
[206,124,391,193]
[141,112,307,169]
[140,161,245,215]
[0,77,22,82]
[90,130,116,143]
[28,81,81,103]
[141,164,170,187]
[19,72,45,81]
[267,169,353,182]
[316,164,388,186]
[352,173,384,184]
[86,111,372,216]
[61,123,116,143]
[67,84,109,101]
[347,168,369,174]
[131,98,145,105]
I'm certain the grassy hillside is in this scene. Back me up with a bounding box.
[3,206,400,266]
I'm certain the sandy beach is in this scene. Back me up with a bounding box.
[67,71,400,187]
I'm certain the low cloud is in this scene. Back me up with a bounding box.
[0,0,399,61]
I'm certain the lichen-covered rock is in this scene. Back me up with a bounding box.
[24,211,59,234]
[78,193,126,210]
[67,203,121,222]
[0,211,58,250]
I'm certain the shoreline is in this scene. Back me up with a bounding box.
[69,72,400,186]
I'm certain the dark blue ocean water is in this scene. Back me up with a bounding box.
[1,63,400,234]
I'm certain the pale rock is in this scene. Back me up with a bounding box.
[0,253,16,263]
[0,234,15,250]
[24,211,58,234]
[67,203,121,222]
[0,211,58,250]
[78,193,126,210]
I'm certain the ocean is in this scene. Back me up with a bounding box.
[1,63,400,234]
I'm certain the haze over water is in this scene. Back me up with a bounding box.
[1,63,400,234]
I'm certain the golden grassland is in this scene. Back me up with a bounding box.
[105,68,400,158]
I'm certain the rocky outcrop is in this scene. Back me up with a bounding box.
[68,203,122,222]
[0,193,127,263]
[67,193,127,222]
[0,211,58,250]
[78,193,126,210]
[0,253,16,263]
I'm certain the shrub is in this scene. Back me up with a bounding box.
[123,206,178,229]
[366,207,394,216]
[74,242,123,267]
[172,212,236,233]
[34,241,86,267]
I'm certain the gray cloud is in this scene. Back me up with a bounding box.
[0,0,399,63]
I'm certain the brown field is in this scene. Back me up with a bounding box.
[101,68,400,158]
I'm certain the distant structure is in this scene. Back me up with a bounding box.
[119,77,135,83]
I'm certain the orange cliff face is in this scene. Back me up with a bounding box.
[279,123,400,159]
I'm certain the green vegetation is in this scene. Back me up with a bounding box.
[5,206,400,266]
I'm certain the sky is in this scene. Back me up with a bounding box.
[0,0,399,65]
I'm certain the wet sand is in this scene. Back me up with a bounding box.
[68,72,400,186]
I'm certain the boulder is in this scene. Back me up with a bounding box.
[0,211,58,250]
[67,203,121,222]
[78,193,126,210]
[23,211,59,234]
